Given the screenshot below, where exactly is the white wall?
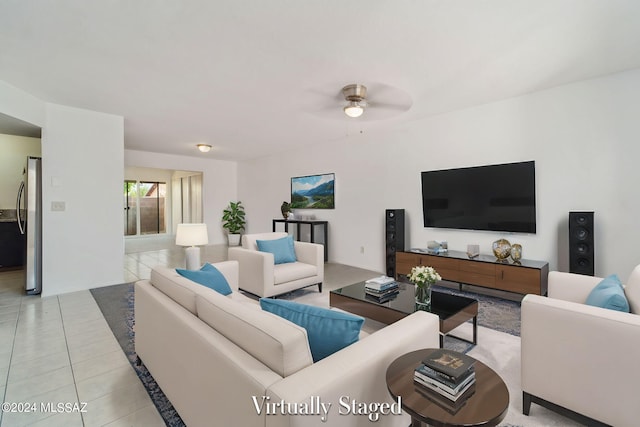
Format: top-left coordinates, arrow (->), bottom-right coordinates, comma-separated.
0,81 -> 44,128
238,68 -> 640,280
0,134 -> 41,208
0,81 -> 125,296
41,104 -> 124,296
124,150 -> 237,244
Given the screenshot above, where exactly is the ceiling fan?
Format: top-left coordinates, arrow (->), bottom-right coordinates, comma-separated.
299,82 -> 412,121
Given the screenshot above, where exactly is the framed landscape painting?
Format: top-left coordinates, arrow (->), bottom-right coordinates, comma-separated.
291,173 -> 335,209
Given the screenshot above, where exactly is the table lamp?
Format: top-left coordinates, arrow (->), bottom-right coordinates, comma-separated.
176,223 -> 209,270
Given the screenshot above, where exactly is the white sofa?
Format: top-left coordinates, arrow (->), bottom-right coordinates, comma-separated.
135,261 -> 440,427
228,232 -> 324,297
521,266 -> 640,427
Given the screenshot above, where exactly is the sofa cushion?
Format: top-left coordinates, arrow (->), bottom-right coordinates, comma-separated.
585,274 -> 630,312
274,262 -> 317,285
195,293 -> 313,377
624,265 -> 640,314
150,267 -> 202,314
257,235 -> 297,264
259,298 -> 364,362
176,263 -> 232,296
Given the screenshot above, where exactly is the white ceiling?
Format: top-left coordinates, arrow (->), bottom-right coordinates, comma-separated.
1,1 -> 640,161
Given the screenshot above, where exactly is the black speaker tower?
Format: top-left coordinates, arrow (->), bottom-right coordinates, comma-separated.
385,209 -> 405,278
569,211 -> 594,276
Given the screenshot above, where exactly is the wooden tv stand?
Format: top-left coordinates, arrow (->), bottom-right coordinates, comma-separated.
396,250 -> 548,295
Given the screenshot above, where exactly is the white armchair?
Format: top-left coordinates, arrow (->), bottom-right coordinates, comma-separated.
228,232 -> 324,298
521,266 -> 640,427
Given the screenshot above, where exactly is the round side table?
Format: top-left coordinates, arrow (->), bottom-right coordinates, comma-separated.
386,348 -> 509,427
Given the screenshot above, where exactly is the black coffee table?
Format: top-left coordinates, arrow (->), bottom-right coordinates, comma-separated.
329,281 -> 478,347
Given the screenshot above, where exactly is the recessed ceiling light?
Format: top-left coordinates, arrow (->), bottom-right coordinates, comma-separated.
197,144 -> 212,153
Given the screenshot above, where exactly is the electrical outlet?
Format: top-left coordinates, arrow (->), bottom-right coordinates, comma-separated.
51,201 -> 66,212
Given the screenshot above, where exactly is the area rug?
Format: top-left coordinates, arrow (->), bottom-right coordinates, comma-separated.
91,283 -> 185,427
432,284 -> 522,336
92,283 -> 576,427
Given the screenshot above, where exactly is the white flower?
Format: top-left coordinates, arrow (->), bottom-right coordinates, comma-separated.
408,265 -> 441,287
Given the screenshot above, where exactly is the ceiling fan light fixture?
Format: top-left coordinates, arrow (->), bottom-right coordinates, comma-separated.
197,144 -> 212,153
344,102 -> 364,118
342,84 -> 367,118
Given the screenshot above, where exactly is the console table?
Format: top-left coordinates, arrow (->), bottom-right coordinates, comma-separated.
272,219 -> 328,261
396,250 -> 548,295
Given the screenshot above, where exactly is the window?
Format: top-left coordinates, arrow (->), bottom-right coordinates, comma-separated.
124,181 -> 167,235
124,180 -> 137,236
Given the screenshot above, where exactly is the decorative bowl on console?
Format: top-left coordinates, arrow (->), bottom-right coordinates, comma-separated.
492,239 -> 512,261
280,201 -> 291,219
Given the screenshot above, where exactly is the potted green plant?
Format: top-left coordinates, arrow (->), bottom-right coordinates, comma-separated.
222,201 -> 246,246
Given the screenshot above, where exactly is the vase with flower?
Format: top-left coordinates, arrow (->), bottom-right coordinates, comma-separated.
408,265 -> 441,311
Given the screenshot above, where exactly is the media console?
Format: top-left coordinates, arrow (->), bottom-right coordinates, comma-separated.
396,250 -> 548,296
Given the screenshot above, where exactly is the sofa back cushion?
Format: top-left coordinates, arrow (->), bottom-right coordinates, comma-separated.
195,292 -> 313,377
242,232 -> 289,251
625,265 -> 640,314
150,266 -> 203,314
150,264 -> 239,314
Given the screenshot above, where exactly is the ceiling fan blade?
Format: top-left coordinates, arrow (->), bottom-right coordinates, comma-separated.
367,100 -> 411,112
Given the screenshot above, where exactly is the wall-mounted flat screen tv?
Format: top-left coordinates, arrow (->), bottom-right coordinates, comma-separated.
421,161 -> 536,233
291,173 -> 335,209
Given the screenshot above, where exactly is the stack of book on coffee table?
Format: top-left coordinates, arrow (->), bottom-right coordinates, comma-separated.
414,349 -> 476,410
364,276 -> 399,303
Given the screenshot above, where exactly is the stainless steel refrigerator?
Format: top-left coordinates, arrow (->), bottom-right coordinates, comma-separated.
16,156 -> 42,295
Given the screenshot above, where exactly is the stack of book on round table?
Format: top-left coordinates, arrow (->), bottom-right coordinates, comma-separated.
364,276 -> 399,303
413,349 -> 476,412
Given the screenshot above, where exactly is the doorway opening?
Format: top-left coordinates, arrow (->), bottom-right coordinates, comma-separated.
124,167 -> 203,238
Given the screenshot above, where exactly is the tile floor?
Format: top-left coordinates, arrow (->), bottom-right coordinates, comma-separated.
0,270 -> 164,426
0,236 -> 212,427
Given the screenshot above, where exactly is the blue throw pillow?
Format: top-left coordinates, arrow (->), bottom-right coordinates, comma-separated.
585,274 -> 630,312
259,298 -> 364,362
176,263 -> 232,296
256,235 -> 297,264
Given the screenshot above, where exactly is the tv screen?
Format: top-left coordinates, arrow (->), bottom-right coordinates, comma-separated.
421,161 -> 536,233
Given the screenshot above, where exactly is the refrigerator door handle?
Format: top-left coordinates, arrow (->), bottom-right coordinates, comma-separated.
16,180 -> 25,235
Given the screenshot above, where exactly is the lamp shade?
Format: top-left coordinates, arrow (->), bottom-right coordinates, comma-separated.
176,223 -> 209,246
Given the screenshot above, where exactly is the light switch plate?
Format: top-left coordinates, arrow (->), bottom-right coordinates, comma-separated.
51,201 -> 65,211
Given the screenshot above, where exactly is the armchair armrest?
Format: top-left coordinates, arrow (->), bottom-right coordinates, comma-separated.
548,271 -> 603,303
266,311 -> 440,427
228,247 -> 274,297
294,241 -> 323,267
521,294 -> 640,426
